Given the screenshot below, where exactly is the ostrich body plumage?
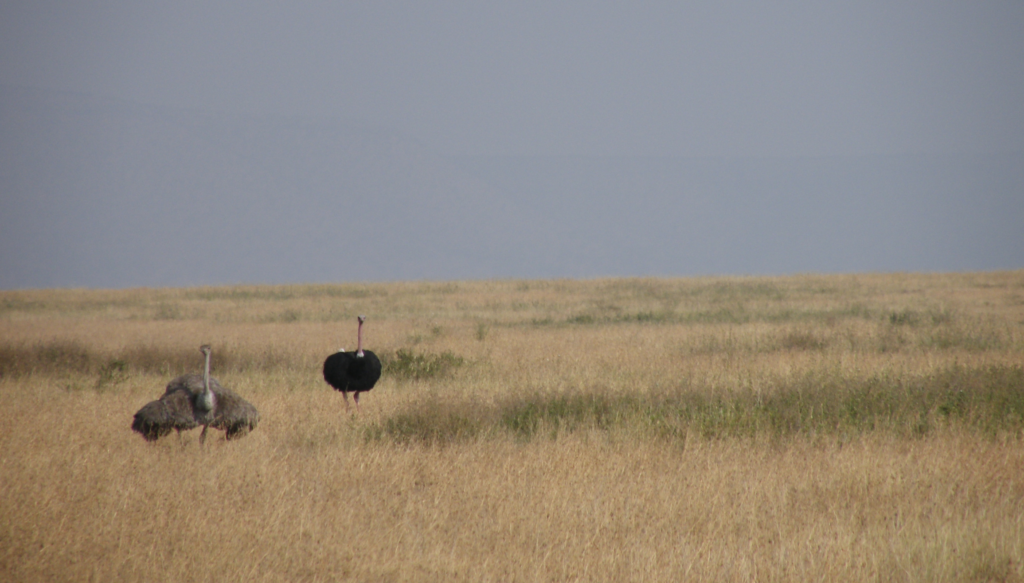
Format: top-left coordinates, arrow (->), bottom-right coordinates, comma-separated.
323,316 -> 382,411
131,346 -> 259,443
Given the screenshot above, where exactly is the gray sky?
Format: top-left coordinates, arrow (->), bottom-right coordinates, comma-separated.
1,2 -> 1022,288
3,1 -> 1022,157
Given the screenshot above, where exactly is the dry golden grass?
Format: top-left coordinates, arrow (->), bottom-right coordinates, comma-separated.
2,272 -> 1024,581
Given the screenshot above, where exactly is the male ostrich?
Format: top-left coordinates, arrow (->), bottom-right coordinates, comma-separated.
323,315 -> 382,411
132,344 -> 259,444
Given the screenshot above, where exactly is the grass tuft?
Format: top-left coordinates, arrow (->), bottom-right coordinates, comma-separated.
381,349 -> 465,381
95,359 -> 130,391
363,404 -> 480,445
501,392 -> 623,438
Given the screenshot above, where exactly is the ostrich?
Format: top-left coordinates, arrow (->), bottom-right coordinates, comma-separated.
132,344 -> 259,444
323,315 -> 382,411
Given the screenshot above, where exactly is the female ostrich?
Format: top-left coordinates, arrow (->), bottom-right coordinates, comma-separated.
132,344 -> 259,444
323,315 -> 382,411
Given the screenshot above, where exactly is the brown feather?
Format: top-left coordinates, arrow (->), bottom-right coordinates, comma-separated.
132,373 -> 259,442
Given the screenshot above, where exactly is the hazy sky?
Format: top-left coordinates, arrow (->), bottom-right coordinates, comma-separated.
3,1 -> 1022,158
2,2 -> 1022,288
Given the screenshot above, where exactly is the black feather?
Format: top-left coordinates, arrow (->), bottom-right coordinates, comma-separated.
323,349 -> 382,394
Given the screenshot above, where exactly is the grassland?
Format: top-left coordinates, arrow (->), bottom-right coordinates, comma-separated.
1,272 -> 1023,581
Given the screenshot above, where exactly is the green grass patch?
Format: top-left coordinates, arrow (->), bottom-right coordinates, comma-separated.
365,365 -> 1024,445
95,359 -> 130,390
0,340 -> 93,377
363,404 -> 480,446
381,349 -> 465,381
260,309 -> 302,323
0,340 -> 301,378
154,303 -> 185,320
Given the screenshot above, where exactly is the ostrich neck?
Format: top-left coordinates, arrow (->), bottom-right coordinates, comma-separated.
203,350 -> 211,391
357,321 -> 364,357
199,350 -> 216,412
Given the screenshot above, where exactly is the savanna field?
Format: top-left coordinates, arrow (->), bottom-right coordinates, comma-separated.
2,272 -> 1024,582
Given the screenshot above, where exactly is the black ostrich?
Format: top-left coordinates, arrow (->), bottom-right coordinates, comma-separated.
132,344 -> 259,444
323,315 -> 382,411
